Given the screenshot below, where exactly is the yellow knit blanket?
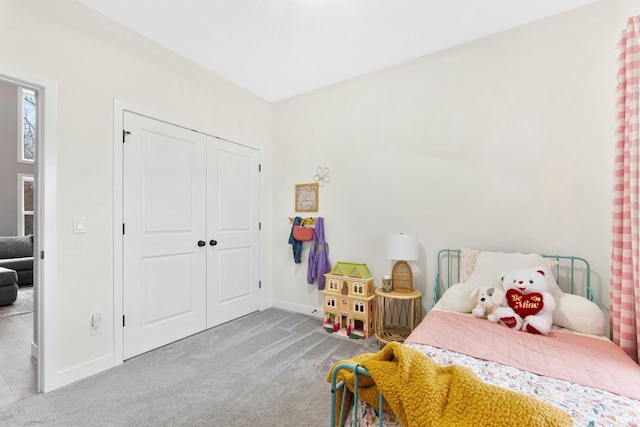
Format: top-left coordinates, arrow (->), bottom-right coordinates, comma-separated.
327,342 -> 572,427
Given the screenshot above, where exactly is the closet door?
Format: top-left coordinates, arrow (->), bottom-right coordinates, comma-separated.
123,112 -> 207,359
206,138 -> 260,328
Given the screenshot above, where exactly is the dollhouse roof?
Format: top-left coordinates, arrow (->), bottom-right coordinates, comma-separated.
329,262 -> 372,279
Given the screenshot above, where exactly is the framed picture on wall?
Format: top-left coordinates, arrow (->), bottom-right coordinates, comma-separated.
295,183 -> 319,212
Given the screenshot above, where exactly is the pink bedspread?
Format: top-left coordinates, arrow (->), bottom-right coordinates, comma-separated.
405,310 -> 640,400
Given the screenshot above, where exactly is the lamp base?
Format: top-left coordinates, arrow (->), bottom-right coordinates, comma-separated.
391,260 -> 413,292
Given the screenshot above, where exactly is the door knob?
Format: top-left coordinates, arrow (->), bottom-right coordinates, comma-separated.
197,240 -> 206,247
209,240 -> 218,246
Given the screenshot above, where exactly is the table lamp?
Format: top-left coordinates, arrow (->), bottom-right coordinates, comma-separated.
385,233 -> 419,292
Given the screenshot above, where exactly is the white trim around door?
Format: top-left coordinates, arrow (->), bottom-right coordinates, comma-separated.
0,68 -> 58,393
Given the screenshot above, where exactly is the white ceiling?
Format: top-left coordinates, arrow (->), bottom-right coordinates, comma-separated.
79,0 -> 597,102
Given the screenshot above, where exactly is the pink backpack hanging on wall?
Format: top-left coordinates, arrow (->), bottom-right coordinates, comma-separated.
293,218 -> 315,241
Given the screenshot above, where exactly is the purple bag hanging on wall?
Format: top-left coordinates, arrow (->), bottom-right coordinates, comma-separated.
307,217 -> 331,290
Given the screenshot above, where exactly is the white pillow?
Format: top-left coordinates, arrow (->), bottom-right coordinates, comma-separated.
459,248 -> 559,283
465,251 -> 562,294
438,251 -> 562,313
437,283 -> 481,313
553,293 -> 605,335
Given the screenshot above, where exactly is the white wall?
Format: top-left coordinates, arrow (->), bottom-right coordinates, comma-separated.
0,0 -> 272,390
272,0 -> 637,318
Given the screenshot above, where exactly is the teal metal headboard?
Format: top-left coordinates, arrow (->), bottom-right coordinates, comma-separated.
431,249 -> 595,310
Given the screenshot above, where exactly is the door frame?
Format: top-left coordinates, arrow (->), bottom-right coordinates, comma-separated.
0,68 -> 58,393
113,101 -> 262,365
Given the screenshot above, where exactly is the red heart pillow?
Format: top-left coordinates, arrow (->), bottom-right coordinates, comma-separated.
506,289 -> 544,317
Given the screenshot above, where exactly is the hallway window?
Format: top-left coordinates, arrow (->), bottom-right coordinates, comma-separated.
19,88 -> 36,163
18,174 -> 34,235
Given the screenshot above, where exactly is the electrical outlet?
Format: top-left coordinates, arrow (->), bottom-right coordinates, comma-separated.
90,312 -> 102,335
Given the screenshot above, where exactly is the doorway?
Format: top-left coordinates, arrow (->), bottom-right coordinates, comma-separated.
0,70 -> 55,398
0,79 -> 37,406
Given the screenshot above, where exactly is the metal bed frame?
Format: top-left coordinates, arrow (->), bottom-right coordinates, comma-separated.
431,249 -> 596,308
330,249 -> 594,427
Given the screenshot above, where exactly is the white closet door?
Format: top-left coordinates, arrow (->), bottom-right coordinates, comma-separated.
206,138 -> 260,328
123,112 -> 207,359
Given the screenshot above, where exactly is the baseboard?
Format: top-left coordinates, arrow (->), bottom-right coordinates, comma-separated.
44,353 -> 114,393
272,299 -> 323,318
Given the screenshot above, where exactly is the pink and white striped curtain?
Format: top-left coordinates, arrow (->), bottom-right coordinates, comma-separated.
611,16 -> 640,363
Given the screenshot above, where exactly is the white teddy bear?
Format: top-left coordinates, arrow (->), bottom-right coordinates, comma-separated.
489,268 -> 556,335
470,286 -> 504,319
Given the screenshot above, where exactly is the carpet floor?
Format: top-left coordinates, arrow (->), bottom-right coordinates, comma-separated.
0,308 -> 379,426
0,286 -> 33,320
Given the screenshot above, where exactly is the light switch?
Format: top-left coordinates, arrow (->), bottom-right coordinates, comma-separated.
73,216 -> 87,234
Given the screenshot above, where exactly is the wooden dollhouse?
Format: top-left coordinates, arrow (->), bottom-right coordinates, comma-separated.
323,262 -> 375,339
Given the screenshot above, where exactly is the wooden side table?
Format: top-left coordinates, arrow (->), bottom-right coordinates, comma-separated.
375,288 -> 421,348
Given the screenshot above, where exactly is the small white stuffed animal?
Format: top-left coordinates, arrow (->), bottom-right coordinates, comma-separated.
491,268 -> 556,335
470,286 -> 504,319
